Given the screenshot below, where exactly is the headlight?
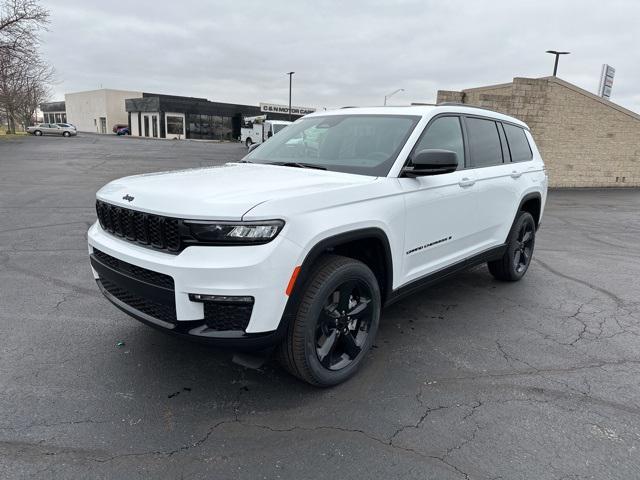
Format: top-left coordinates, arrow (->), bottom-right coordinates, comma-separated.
185,220 -> 284,245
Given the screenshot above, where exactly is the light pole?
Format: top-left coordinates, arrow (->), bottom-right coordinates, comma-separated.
545,50 -> 570,76
286,72 -> 295,121
384,88 -> 405,106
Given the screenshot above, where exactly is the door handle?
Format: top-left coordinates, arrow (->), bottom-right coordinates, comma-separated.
510,170 -> 522,179
458,177 -> 475,188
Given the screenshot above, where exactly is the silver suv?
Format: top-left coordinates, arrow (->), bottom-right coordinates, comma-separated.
27,123 -> 77,137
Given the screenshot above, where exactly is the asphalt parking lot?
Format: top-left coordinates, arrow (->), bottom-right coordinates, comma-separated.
1,133 -> 639,479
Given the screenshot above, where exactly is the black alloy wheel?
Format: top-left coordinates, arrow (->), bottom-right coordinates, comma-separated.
277,254 -> 381,386
316,279 -> 373,371
514,220 -> 534,274
488,211 -> 536,281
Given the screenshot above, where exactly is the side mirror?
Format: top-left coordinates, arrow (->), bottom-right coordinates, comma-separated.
403,149 -> 458,177
247,143 -> 260,153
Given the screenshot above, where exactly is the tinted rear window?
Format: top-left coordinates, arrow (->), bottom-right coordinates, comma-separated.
503,124 -> 533,162
465,117 -> 503,167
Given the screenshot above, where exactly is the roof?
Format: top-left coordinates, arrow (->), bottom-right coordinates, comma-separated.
305,105 -> 529,128
454,76 -> 640,123
40,101 -> 66,112
542,76 -> 640,122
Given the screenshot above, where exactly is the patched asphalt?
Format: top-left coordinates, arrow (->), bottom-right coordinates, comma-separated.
1,133 -> 639,479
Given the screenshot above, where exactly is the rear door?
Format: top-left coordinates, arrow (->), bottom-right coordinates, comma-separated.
464,116 -> 521,249
399,115 -> 480,284
43,123 -> 57,135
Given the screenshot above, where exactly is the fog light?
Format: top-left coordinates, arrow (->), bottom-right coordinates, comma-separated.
189,294 -> 254,303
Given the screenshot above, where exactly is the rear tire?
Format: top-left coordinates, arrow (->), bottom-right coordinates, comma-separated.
245,137 -> 252,148
277,255 -> 381,387
488,211 -> 536,281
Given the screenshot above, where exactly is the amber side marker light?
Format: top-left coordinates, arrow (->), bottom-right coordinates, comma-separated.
286,266 -> 301,296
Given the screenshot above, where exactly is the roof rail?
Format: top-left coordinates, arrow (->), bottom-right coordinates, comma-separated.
436,102 -> 497,112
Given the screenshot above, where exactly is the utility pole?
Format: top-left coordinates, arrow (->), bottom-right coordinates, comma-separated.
287,72 -> 295,121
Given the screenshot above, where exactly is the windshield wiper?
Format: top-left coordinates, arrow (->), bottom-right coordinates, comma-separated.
269,161 -> 327,170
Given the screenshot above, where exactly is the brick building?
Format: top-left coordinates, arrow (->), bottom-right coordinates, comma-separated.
437,77 -> 640,187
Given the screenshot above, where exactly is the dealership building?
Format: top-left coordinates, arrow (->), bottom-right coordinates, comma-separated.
125,96 -> 313,140
40,101 -> 67,124
437,76 -> 640,188
41,89 -> 314,140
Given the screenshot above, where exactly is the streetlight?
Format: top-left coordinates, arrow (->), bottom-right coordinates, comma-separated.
384,88 -> 405,106
286,72 -> 295,121
545,50 -> 570,76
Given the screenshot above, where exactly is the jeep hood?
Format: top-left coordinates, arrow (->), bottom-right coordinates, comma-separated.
96,162 -> 376,220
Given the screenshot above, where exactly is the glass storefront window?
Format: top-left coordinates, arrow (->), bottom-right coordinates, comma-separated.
167,116 -> 184,135
185,113 -> 235,140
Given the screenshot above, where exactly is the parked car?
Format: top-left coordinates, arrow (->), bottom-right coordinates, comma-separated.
116,126 -> 130,136
112,124 -> 128,134
27,123 -> 77,137
88,105 -> 548,386
56,123 -> 76,131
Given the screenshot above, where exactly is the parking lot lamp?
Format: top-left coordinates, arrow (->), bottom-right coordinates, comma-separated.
545,50 -> 570,76
287,72 -> 295,121
384,88 -> 405,106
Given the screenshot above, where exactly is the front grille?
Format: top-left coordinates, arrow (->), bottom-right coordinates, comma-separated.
101,278 -> 177,323
96,200 -> 182,253
203,301 -> 253,331
93,248 -> 174,289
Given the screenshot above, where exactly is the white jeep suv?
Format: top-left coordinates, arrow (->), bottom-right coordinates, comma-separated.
88,105 -> 547,386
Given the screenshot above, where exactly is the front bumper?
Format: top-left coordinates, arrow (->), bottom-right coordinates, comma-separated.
87,221 -> 303,347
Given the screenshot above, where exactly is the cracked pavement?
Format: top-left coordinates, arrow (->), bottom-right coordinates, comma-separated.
1,134 -> 640,479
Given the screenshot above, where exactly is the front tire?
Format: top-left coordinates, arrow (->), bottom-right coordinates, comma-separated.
34,130 -> 42,136
277,255 -> 381,387
488,211 -> 536,281
63,131 -> 70,137
245,137 -> 252,148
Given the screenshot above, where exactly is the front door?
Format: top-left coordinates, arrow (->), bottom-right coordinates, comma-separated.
143,116 -> 149,137
399,115 -> 481,285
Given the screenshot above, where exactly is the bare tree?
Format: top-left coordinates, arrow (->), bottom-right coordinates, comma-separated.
0,0 -> 51,133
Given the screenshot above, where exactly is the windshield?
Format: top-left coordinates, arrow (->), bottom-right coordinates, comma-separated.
245,114 -> 420,176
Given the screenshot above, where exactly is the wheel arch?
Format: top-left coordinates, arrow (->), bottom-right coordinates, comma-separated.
518,192 -> 542,229
277,228 -> 393,336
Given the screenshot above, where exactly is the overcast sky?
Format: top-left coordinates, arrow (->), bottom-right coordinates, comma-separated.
42,0 -> 639,112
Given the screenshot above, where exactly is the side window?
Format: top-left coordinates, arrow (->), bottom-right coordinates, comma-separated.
412,116 -> 464,168
503,123 -> 533,162
465,117 -> 503,167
